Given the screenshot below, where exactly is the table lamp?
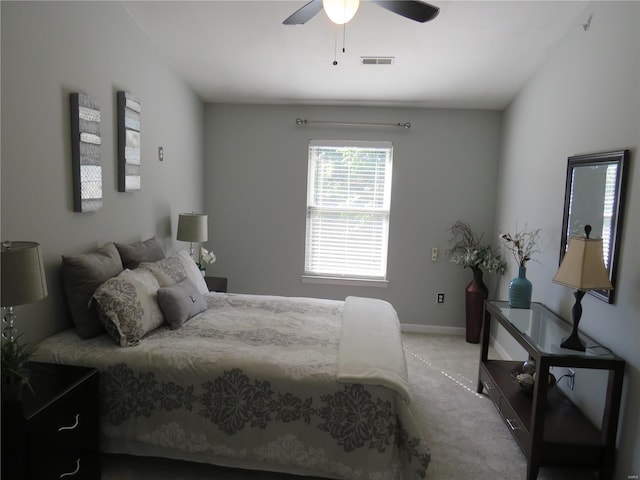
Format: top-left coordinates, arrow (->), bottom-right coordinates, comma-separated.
177,213 -> 208,261
1,241 -> 48,343
552,225 -> 612,351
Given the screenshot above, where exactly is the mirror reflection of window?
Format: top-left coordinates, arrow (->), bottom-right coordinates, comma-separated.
566,164 -> 617,268
601,165 -> 618,268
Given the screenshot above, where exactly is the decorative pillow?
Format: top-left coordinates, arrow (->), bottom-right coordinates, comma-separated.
140,250 -> 208,295
157,277 -> 207,330
93,268 -> 165,347
61,242 -> 123,339
115,236 -> 165,269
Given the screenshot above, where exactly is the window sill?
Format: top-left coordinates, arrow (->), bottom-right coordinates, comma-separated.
301,275 -> 389,288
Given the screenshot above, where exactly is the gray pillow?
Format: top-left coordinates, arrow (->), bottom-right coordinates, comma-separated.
157,277 -> 207,330
115,236 -> 164,269
61,242 -> 123,339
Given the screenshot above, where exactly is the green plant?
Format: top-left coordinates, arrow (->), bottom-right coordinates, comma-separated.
1,336 -> 36,390
447,221 -> 506,274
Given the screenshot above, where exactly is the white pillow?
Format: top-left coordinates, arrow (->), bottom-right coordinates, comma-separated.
93,268 -> 164,347
140,250 -> 209,295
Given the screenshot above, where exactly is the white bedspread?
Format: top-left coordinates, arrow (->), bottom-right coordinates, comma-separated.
337,296 -> 411,403
34,293 -> 430,479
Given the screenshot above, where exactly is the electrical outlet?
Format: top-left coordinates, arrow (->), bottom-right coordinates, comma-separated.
567,369 -> 575,390
431,247 -> 438,262
158,146 -> 164,161
437,293 -> 445,304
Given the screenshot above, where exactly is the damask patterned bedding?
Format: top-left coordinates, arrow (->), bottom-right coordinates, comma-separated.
34,293 -> 430,479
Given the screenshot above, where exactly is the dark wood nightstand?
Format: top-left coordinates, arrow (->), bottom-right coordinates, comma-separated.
205,276 -> 228,292
2,362 -> 101,480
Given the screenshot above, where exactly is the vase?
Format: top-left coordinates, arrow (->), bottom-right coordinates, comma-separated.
509,266 -> 532,309
465,266 -> 488,344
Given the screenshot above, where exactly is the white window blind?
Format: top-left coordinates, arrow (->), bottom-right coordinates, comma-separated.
601,164 -> 618,268
305,140 -> 393,280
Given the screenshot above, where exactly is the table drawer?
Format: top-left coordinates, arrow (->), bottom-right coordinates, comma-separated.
29,378 -> 98,452
480,367 -> 502,406
499,397 -> 530,455
29,452 -> 100,480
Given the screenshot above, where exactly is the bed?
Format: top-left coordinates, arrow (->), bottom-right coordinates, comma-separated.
33,240 -> 430,479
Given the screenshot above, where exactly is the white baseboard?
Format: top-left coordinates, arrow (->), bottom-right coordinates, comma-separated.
401,324 -> 465,336
490,336 -> 512,360
400,325 -> 514,360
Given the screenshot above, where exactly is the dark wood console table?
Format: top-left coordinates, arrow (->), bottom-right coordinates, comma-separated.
478,301 -> 625,480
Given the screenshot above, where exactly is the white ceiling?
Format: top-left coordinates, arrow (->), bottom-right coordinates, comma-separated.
122,0 -> 590,109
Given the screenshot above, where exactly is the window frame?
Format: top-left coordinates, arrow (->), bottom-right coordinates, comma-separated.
302,139 -> 393,287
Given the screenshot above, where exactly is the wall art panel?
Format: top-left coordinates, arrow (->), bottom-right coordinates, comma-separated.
117,91 -> 141,192
70,93 -> 102,212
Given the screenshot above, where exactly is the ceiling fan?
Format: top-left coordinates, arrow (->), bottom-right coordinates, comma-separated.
283,0 -> 440,26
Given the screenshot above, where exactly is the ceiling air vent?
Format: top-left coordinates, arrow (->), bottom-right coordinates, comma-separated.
361,57 -> 395,65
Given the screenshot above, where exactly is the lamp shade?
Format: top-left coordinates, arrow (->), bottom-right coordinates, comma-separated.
1,241 -> 48,307
323,0 -> 360,24
553,236 -> 613,290
177,213 -> 208,243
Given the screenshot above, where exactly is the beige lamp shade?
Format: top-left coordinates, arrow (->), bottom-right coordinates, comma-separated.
177,213 -> 208,243
1,241 -> 48,306
553,237 -> 613,290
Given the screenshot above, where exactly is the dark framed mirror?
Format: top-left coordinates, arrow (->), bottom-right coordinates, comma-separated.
560,150 -> 629,303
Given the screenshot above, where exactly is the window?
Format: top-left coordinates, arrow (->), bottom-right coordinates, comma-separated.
304,140 -> 393,283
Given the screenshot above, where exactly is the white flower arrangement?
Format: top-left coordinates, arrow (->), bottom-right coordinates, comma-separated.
198,247 -> 216,270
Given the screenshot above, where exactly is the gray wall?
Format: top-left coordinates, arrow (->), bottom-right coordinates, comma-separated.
494,2 -> 639,477
1,2 -> 205,343
204,104 -> 503,330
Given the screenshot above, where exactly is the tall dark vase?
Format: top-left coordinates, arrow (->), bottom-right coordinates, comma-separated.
465,266 -> 488,344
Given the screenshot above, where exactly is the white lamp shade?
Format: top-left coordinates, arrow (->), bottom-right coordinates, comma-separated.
177,213 -> 208,243
553,237 -> 613,290
1,241 -> 48,306
323,0 -> 360,24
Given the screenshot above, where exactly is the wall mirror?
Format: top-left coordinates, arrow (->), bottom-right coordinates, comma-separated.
560,150 -> 629,303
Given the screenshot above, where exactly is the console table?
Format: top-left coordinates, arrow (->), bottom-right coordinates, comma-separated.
478,301 -> 625,480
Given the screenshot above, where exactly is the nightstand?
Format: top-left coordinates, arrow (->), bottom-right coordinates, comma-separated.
2,362 -> 101,480
205,276 -> 228,293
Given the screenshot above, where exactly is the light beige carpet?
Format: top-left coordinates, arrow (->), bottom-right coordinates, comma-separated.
102,333 -> 599,480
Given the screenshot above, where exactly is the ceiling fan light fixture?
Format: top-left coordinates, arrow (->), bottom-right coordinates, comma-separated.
323,0 -> 360,24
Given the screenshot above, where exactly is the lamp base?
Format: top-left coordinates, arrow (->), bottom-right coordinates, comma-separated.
560,289 -> 586,352
2,306 -> 17,343
560,332 -> 586,352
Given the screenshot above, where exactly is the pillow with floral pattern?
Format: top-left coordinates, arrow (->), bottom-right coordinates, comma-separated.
93,268 -> 164,347
140,250 -> 208,295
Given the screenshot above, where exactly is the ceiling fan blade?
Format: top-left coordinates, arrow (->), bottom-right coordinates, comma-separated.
283,0 -> 324,25
372,0 -> 440,23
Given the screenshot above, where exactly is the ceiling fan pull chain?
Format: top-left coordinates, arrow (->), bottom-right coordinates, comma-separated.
342,22 -> 347,53
333,27 -> 338,65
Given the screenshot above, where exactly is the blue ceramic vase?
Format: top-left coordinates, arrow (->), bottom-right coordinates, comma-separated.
509,266 -> 532,309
